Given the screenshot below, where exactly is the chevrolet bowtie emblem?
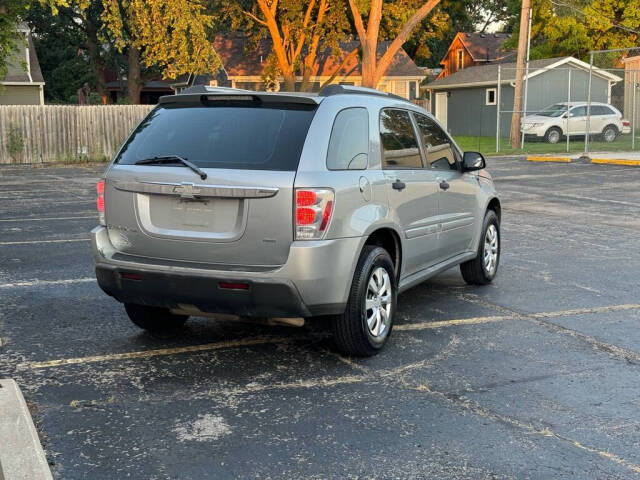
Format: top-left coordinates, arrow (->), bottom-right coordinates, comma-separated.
173,182 -> 201,199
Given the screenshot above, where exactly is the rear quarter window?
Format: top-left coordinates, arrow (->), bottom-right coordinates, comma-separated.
115,101 -> 317,171
326,107 -> 369,170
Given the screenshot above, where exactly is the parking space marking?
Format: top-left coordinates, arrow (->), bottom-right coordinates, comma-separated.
0,238 -> 91,246
19,336 -> 289,370
395,315 -> 511,331
0,278 -> 95,289
408,382 -> 640,475
14,303 -> 640,371
457,294 -> 640,364
0,215 -> 96,223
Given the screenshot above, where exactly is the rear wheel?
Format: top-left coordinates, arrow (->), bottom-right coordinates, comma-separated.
460,210 -> 500,285
544,127 -> 562,144
601,124 -> 618,143
124,304 -> 188,333
332,246 -> 396,357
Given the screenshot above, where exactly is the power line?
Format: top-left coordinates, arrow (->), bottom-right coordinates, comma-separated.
550,0 -> 640,36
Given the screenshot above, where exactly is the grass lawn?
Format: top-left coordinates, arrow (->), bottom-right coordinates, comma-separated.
454,134 -> 640,157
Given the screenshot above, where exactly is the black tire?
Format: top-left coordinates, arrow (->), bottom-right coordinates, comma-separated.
332,246 -> 397,357
460,210 -> 500,285
601,124 -> 618,143
544,127 -> 562,144
124,303 -> 188,333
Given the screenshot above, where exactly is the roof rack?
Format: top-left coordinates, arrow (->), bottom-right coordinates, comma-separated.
318,84 -> 408,102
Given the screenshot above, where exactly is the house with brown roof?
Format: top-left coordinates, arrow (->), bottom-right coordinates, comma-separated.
172,34 -> 424,100
0,23 -> 45,105
437,32 -> 515,79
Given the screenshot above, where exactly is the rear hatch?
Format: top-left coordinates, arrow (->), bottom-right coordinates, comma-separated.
104,92 -> 318,267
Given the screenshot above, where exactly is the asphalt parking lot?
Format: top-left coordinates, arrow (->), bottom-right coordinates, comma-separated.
1,157 -> 640,479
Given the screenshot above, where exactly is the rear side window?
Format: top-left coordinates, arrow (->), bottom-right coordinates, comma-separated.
379,109 -> 422,168
592,105 -> 615,116
327,108 -> 369,170
115,101 -> 317,171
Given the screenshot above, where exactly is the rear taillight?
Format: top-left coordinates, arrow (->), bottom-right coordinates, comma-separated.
295,188 -> 334,240
623,120 -> 630,127
97,179 -> 105,226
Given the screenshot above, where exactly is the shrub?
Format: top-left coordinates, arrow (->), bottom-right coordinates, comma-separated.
7,124 -> 24,164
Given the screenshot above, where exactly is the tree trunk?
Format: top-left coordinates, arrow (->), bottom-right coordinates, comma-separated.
360,39 -> 377,88
127,47 -> 143,104
282,72 -> 296,92
85,18 -> 108,104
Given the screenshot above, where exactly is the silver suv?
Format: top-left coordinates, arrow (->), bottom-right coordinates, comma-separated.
92,85 -> 501,356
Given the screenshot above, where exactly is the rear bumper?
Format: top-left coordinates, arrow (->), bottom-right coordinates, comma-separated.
92,226 -> 362,317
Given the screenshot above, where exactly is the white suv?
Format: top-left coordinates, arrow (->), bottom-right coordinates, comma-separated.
521,102 -> 624,144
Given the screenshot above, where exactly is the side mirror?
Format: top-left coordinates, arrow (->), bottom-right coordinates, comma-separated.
462,151 -> 486,172
562,113 -> 569,119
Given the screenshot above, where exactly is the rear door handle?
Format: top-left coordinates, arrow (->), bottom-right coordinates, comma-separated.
439,180 -> 450,191
392,179 -> 406,191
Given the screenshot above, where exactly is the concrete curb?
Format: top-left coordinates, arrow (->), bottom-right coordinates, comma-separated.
527,156 -> 572,163
0,379 -> 52,480
591,158 -> 640,166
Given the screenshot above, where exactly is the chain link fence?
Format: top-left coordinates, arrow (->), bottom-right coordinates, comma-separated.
430,51 -> 640,159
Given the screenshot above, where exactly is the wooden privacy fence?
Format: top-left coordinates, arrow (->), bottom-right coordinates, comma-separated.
0,105 -> 154,164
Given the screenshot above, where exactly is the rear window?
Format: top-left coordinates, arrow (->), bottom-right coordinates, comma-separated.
115,101 -> 317,171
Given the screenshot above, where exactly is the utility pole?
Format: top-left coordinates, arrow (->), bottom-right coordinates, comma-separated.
510,0 -> 531,149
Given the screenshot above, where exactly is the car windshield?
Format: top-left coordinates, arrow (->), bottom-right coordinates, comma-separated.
537,104 -> 568,117
115,100 -> 317,171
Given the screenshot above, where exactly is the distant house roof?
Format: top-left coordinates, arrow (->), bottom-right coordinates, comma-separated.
446,32 -> 516,64
2,23 -> 44,84
427,56 -> 622,90
210,34 -> 423,79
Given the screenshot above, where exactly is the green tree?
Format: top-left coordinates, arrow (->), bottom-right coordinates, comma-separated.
101,0 -> 221,103
508,0 -> 640,64
0,1 -> 70,90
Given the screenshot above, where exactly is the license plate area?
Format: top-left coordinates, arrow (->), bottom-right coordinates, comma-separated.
135,193 -> 247,241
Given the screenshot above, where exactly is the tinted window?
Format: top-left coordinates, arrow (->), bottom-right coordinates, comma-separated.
570,106 -> 587,117
115,101 -> 317,171
414,114 -> 457,171
379,109 -> 422,168
592,105 -> 614,115
327,108 -> 369,170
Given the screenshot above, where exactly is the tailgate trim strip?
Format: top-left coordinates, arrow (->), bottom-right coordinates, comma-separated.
113,181 -> 279,199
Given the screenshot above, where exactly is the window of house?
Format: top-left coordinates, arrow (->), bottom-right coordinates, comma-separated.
379,109 -> 422,169
409,81 -> 417,100
327,108 -> 369,170
486,88 -> 497,106
456,50 -> 464,70
413,113 -> 458,171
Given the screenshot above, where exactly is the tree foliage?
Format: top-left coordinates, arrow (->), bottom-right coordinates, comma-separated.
221,0 -> 352,91
508,0 -> 640,64
101,0 -> 220,79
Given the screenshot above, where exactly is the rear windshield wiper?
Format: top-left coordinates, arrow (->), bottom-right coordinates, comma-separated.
135,155 -> 207,180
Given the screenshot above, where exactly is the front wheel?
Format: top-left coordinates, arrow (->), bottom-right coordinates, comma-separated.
544,127 -> 562,144
124,304 -> 188,333
460,210 -> 500,285
332,246 -> 397,357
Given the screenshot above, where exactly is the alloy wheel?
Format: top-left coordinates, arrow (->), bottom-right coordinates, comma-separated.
483,224 -> 499,276
364,267 -> 392,338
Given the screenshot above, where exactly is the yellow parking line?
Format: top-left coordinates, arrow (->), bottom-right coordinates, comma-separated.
19,336 -> 288,370
18,304 -> 640,370
395,315 -> 512,331
527,156 -> 572,163
591,158 -> 640,166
